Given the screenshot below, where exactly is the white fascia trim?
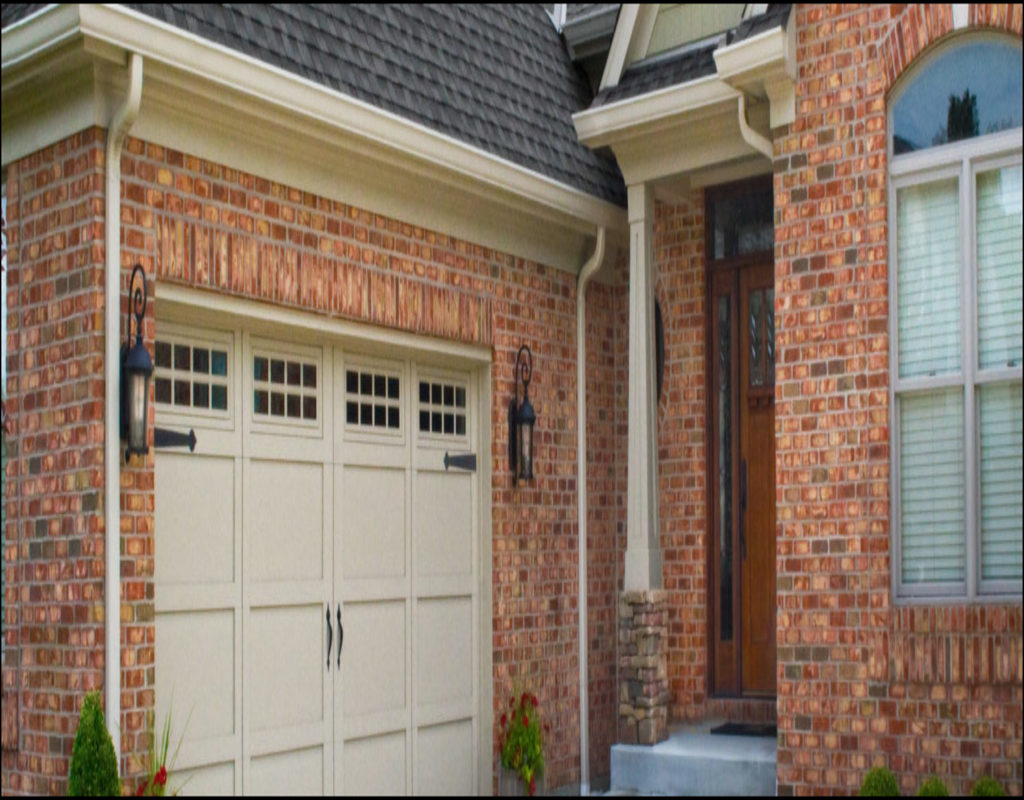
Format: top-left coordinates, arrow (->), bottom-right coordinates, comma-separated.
0,4 -> 78,72
713,23 -> 794,85
624,4 -> 659,68
574,74 -> 738,147
5,3 -> 624,232
599,3 -> 640,91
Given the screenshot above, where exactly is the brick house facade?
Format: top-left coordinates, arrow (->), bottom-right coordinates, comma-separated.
2,4 -> 1022,797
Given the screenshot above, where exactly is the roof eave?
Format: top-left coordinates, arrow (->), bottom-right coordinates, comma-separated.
3,3 -> 627,240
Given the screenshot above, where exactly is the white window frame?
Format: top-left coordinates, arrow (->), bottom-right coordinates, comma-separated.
889,120 -> 1023,602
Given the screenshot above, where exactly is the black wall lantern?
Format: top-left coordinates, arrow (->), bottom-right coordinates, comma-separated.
508,344 -> 536,485
121,264 -> 153,462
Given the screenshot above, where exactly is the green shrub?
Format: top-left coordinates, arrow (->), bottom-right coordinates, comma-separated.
969,777 -> 1005,796
859,766 -> 900,796
917,776 -> 949,796
68,691 -> 121,797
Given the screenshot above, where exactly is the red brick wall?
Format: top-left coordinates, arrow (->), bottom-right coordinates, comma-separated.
2,127 -> 110,795
653,196 -> 710,721
584,275 -> 628,779
1,129 -> 629,793
774,4 -> 1023,795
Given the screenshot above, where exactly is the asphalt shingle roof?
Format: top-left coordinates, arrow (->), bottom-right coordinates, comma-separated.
2,3 -> 626,206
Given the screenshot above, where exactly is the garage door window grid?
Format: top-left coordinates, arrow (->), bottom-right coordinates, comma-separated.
154,336 -> 230,417
253,352 -> 318,423
418,378 -> 468,440
344,367 -> 401,432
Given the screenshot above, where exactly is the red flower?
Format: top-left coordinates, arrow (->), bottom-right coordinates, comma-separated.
532,695 -> 538,708
522,714 -> 528,727
521,692 -> 528,708
136,783 -> 146,796
530,776 -> 537,796
501,713 -> 507,727
155,766 -> 167,787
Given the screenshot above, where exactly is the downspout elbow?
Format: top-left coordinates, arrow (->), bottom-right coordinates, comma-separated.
576,226 -> 606,796
737,93 -> 773,160
105,51 -> 143,768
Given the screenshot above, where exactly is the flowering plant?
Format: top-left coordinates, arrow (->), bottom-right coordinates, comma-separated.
136,706 -> 189,797
498,690 -> 546,796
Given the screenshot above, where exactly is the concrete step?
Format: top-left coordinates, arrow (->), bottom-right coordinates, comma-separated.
609,722 -> 777,796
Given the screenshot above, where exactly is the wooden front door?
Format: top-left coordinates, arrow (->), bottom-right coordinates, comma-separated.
709,261 -> 776,696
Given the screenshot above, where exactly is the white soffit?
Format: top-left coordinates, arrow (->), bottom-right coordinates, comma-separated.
2,4 -> 628,272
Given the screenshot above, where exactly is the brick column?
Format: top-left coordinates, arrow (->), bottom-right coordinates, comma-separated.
618,590 -> 669,745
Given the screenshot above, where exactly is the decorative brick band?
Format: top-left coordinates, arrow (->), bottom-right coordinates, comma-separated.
618,589 -> 670,745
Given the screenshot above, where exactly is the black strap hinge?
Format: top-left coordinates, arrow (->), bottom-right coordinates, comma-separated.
443,451 -> 476,472
154,427 -> 197,452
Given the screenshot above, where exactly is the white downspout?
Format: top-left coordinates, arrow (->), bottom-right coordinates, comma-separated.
105,51 -> 143,766
736,93 -> 774,160
576,226 -> 606,796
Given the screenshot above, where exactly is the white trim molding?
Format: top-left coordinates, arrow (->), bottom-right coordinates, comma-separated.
575,15 -> 793,192
713,22 -> 796,128
2,4 -> 627,273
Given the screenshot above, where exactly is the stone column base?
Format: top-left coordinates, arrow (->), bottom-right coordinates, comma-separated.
618,589 -> 670,745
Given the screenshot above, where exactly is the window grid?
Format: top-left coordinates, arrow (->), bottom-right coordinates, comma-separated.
253,352 -> 319,424
418,379 -> 468,439
344,368 -> 401,432
154,338 -> 230,416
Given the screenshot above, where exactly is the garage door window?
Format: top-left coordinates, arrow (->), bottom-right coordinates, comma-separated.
254,353 -> 318,422
154,335 -> 230,416
345,368 -> 401,431
418,378 -> 467,438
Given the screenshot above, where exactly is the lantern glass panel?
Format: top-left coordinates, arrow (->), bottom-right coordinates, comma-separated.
128,369 -> 148,452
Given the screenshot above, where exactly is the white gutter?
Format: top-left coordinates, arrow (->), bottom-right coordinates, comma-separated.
104,51 -> 142,765
575,226 -> 606,796
736,93 -> 773,160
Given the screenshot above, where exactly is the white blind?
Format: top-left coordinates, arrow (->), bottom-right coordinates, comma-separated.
977,165 -> 1023,371
900,390 -> 965,584
897,178 -> 961,379
980,382 -> 1023,581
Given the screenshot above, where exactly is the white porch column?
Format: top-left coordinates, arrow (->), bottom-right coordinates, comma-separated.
624,182 -> 661,591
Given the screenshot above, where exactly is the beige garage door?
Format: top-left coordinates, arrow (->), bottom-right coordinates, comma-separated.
154,322 -> 481,795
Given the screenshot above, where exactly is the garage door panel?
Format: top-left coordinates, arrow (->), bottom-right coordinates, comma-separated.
342,733 -> 406,796
250,746 -> 324,796
341,600 -> 406,717
415,720 -> 474,795
416,597 -> 472,707
249,605 -> 326,731
415,575 -> 474,599
415,472 -> 473,577
340,441 -> 407,469
339,467 -> 406,580
172,761 -> 235,797
156,610 -> 235,741
156,453 -> 235,586
248,461 -> 324,582
157,583 -> 237,614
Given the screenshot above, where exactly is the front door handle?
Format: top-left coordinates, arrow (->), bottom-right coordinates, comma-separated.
336,604 -> 343,669
325,606 -> 333,671
740,459 -> 748,560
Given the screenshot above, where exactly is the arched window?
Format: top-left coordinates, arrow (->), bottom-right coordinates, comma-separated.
889,34 -> 1023,599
